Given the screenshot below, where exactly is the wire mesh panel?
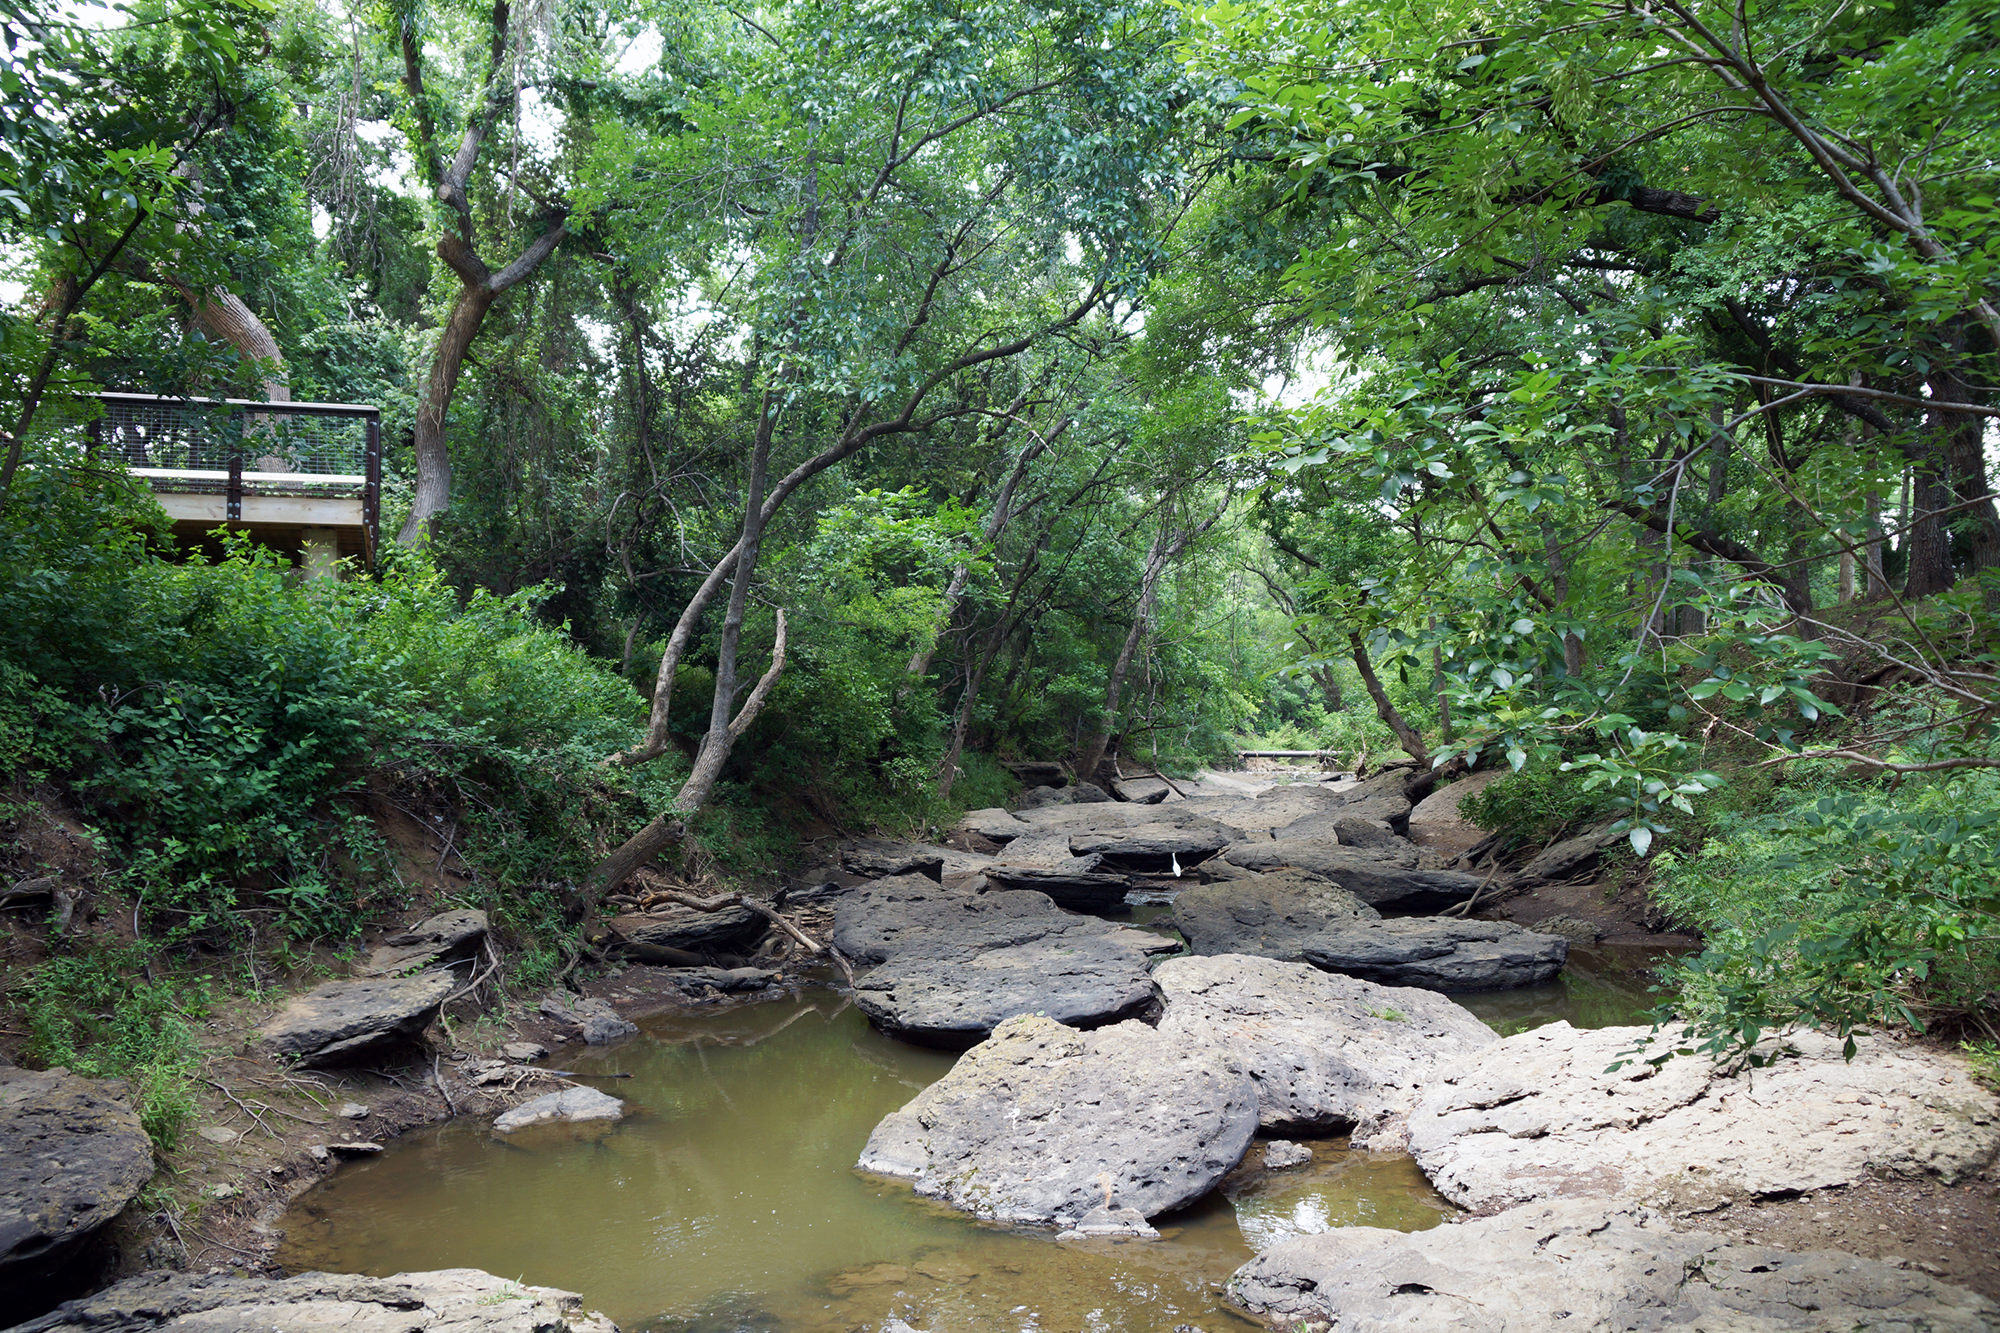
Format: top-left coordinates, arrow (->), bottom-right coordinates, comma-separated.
96,394 -> 369,478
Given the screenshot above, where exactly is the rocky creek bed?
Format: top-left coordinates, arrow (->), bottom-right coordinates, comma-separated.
6,764 -> 1999,1332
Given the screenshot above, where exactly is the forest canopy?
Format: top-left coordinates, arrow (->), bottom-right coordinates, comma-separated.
1,0 -> 1996,1058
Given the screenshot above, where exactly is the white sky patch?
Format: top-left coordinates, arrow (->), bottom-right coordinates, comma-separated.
614,27 -> 663,75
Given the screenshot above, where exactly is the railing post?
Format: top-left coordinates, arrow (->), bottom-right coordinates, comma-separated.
363,412 -> 381,568
227,445 -> 243,523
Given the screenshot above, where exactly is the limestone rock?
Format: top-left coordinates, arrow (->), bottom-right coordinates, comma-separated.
358,909 -> 489,978
1068,824 -> 1229,873
1110,776 -> 1174,804
1407,1023 -> 2000,1214
1406,768 -> 1505,856
0,1069 -> 152,1295
1261,1140 -> 1312,1170
833,877 -> 1160,1046
839,839 -> 947,880
1057,1205 -> 1160,1239
607,902 -> 765,954
1301,917 -> 1568,991
493,1086 -> 625,1133
979,861 -> 1133,913
501,1042 -> 547,1063
8,1267 -> 620,1333
537,995 -> 638,1046
1527,912 -> 1602,946
1154,955 -> 1496,1148
955,807 -> 1030,843
857,1014 -> 1258,1226
1516,819 -> 1625,883
1173,870 -> 1379,960
260,973 -> 455,1065
1227,1198 -> 1998,1333
1220,838 -> 1485,911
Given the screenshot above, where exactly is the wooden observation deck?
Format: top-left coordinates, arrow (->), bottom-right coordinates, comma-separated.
83,392 -> 381,573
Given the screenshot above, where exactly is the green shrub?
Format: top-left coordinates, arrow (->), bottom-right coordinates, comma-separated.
1651,770 -> 2000,1058
18,943 -> 205,1151
1461,763 -> 1623,850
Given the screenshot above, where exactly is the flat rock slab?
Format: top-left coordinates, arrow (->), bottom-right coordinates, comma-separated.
1174,869 -> 1380,960
8,1267 -> 620,1333
358,908 -> 488,977
979,862 -> 1132,913
0,1069 -> 152,1289
1154,955 -> 1496,1148
1227,1198 -> 1998,1333
608,902 -> 765,954
1301,918 -> 1567,992
1516,819 -> 1624,882
1408,1023 -> 2000,1214
833,876 -> 1160,1045
260,973 -> 455,1065
857,1014 -> 1258,1227
1221,838 -> 1484,912
1068,824 -> 1229,872
493,1086 -> 625,1133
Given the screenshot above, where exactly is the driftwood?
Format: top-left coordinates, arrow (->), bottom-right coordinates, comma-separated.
625,889 -> 857,988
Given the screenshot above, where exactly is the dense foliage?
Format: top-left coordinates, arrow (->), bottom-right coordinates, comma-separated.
0,0 -> 1995,1080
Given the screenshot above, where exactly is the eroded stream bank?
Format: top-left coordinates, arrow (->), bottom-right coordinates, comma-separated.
277,989 -> 1470,1333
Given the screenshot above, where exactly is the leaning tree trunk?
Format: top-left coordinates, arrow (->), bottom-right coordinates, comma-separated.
1349,630 -> 1428,761
400,281 -> 496,544
1075,533 -> 1169,784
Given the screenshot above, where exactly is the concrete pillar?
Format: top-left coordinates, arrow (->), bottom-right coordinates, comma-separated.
301,527 -> 341,581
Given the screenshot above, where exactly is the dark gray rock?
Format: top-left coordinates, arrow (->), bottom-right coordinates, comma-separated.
1069,781 -> 1113,803
956,807 -> 1030,843
1272,769 -> 1420,838
1015,784 -> 1072,810
980,861 -> 1133,913
1173,870 -> 1380,960
1301,917 -> 1568,991
260,973 -> 455,1065
665,966 -> 778,993
839,839 -> 947,880
493,1086 -> 625,1133
1328,813 -> 1405,849
857,1014 -> 1258,1226
1068,824 -> 1228,873
1517,819 -> 1625,882
1154,954 -> 1496,1148
1110,776 -> 1172,804
1220,838 -> 1485,911
0,1069 -> 152,1296
8,1267 -> 621,1333
537,995 -> 638,1046
833,877 -> 1161,1046
357,908 -> 488,977
607,902 -> 765,954
1002,761 -> 1069,788
1227,1199 -> 1999,1333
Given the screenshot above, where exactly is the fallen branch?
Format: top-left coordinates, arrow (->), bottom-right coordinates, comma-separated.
1756,749 -> 2000,773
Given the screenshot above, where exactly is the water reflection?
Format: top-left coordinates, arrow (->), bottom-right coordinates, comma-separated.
1456,944 -> 1678,1034
279,992 -> 1448,1333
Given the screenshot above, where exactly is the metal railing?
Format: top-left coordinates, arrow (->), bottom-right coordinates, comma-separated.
77,392 -> 381,562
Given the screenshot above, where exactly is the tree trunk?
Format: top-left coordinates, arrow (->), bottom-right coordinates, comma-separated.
177,285 -> 290,402
1349,630 -> 1427,761
399,282 -> 494,543
1075,533 -> 1169,783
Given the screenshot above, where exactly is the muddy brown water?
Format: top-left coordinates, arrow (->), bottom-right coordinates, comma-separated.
279,956 -> 1667,1333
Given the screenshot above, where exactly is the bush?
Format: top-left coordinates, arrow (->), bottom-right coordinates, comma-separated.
1652,769 -> 2000,1058
1461,763 -> 1623,850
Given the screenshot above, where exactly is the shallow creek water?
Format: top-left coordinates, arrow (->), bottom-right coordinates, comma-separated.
279,954 -> 1668,1333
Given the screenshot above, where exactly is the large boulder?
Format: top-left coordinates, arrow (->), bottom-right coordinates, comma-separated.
1407,768 -> 1506,855
1012,802 -> 1239,843
832,876 -> 1162,1046
1068,823 -> 1229,873
0,1070 -> 152,1298
955,807 -> 1030,843
1220,838 -> 1485,911
1408,1023 -> 2000,1214
1227,1198 -> 1998,1333
1173,870 -> 1379,960
856,1014 -> 1258,1227
1515,819 -> 1625,883
979,861 -> 1132,913
1273,769 -> 1417,838
357,908 -> 488,977
259,973 -> 455,1065
1154,955 -> 1497,1148
7,1268 -> 620,1333
1301,917 -> 1567,991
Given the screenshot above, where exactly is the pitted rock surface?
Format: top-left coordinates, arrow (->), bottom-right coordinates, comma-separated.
1407,1023 -> 2000,1213
259,973 -> 455,1065
1301,917 -> 1567,991
538,995 -> 638,1046
857,1014 -> 1258,1226
1227,1198 -> 1998,1333
608,901 -> 766,954
1220,838 -> 1484,911
1067,823 -> 1229,872
1154,955 -> 1496,1148
493,1086 -> 625,1133
833,876 -> 1160,1045
0,1069 -> 152,1288
1173,870 -> 1380,960
8,1267 -> 620,1333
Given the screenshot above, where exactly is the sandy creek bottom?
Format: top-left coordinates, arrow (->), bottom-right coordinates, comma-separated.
278,953 -> 1664,1333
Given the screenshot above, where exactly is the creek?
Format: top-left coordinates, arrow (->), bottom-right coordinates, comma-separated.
277,948 -> 1667,1333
